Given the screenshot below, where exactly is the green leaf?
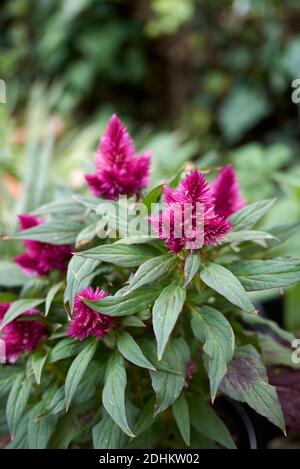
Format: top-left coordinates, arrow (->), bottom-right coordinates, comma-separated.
229,199 -> 275,231
83,285 -> 161,317
64,255 -> 101,310
65,338 -> 97,410
78,243 -> 159,267
45,282 -> 63,316
0,298 -> 44,329
102,352 -> 134,437
284,284 -> 300,331
189,399 -> 236,449
240,310 -> 294,342
229,258 -> 300,291
28,404 -> 57,449
92,412 -> 127,449
48,337 -> 85,363
220,345 -> 285,431
30,349 -> 48,384
6,374 -> 32,437
126,254 -> 176,293
200,262 -> 254,313
0,261 -> 28,287
143,185 -> 163,210
226,230 -> 275,243
184,251 -> 201,287
13,220 -> 82,245
150,338 -> 189,415
259,334 -> 300,369
117,332 -> 156,370
191,306 -> 235,401
172,393 -> 190,446
153,283 -> 186,360
34,198 -> 85,217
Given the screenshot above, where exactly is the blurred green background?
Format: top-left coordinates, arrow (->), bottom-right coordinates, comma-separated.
1,0 -> 300,329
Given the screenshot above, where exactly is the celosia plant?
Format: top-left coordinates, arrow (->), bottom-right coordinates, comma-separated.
1,115 -> 300,449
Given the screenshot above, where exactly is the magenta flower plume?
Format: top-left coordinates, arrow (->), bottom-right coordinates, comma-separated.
211,165 -> 246,219
0,303 -> 48,363
150,170 -> 232,254
85,114 -> 151,200
14,214 -> 72,276
67,287 -> 114,341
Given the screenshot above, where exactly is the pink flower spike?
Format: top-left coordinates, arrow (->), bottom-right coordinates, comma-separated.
96,114 -> 136,169
14,213 -> 72,276
0,303 -> 48,363
211,165 -> 246,219
85,114 -> 151,200
67,287 -> 114,340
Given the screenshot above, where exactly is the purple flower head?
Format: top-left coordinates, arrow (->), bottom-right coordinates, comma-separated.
85,114 -> 151,200
0,303 -> 48,363
211,165 -> 246,219
14,214 -> 72,276
67,287 -> 114,341
150,170 -> 232,254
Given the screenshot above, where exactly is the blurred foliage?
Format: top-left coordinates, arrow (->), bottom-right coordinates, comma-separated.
1,0 -> 300,332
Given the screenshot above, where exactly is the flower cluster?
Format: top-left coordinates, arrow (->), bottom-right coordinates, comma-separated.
0,303 -> 48,363
150,165 -> 245,253
85,115 -> 151,200
67,287 -> 114,340
14,214 -> 72,276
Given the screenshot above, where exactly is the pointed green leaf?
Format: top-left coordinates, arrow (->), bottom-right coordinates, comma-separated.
83,285 -> 161,317
229,258 -> 300,291
6,374 -> 32,437
92,412 -> 127,449
191,306 -> 235,401
117,332 -> 156,370
78,243 -> 159,267
189,399 -> 236,449
172,393 -> 190,446
45,282 -> 63,316
229,199 -> 275,231
65,339 -> 97,410
30,349 -> 48,384
220,345 -> 285,431
102,352 -> 134,437
153,283 -> 186,360
184,251 -> 201,287
126,254 -> 176,293
0,298 -> 44,329
200,262 -> 254,313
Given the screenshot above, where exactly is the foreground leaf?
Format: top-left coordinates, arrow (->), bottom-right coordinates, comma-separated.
229,258 -> 300,291
117,332 -> 156,370
200,262 -> 254,313
172,393 -> 190,446
78,243 -> 159,267
6,374 -> 32,437
184,251 -> 201,287
84,285 -> 161,317
0,298 -> 44,329
102,352 -> 134,437
229,199 -> 275,231
92,412 -> 127,449
153,283 -> 186,360
65,339 -> 97,410
191,306 -> 235,401
150,338 -> 190,415
189,399 -> 236,449
126,254 -> 176,293
220,345 -> 285,431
